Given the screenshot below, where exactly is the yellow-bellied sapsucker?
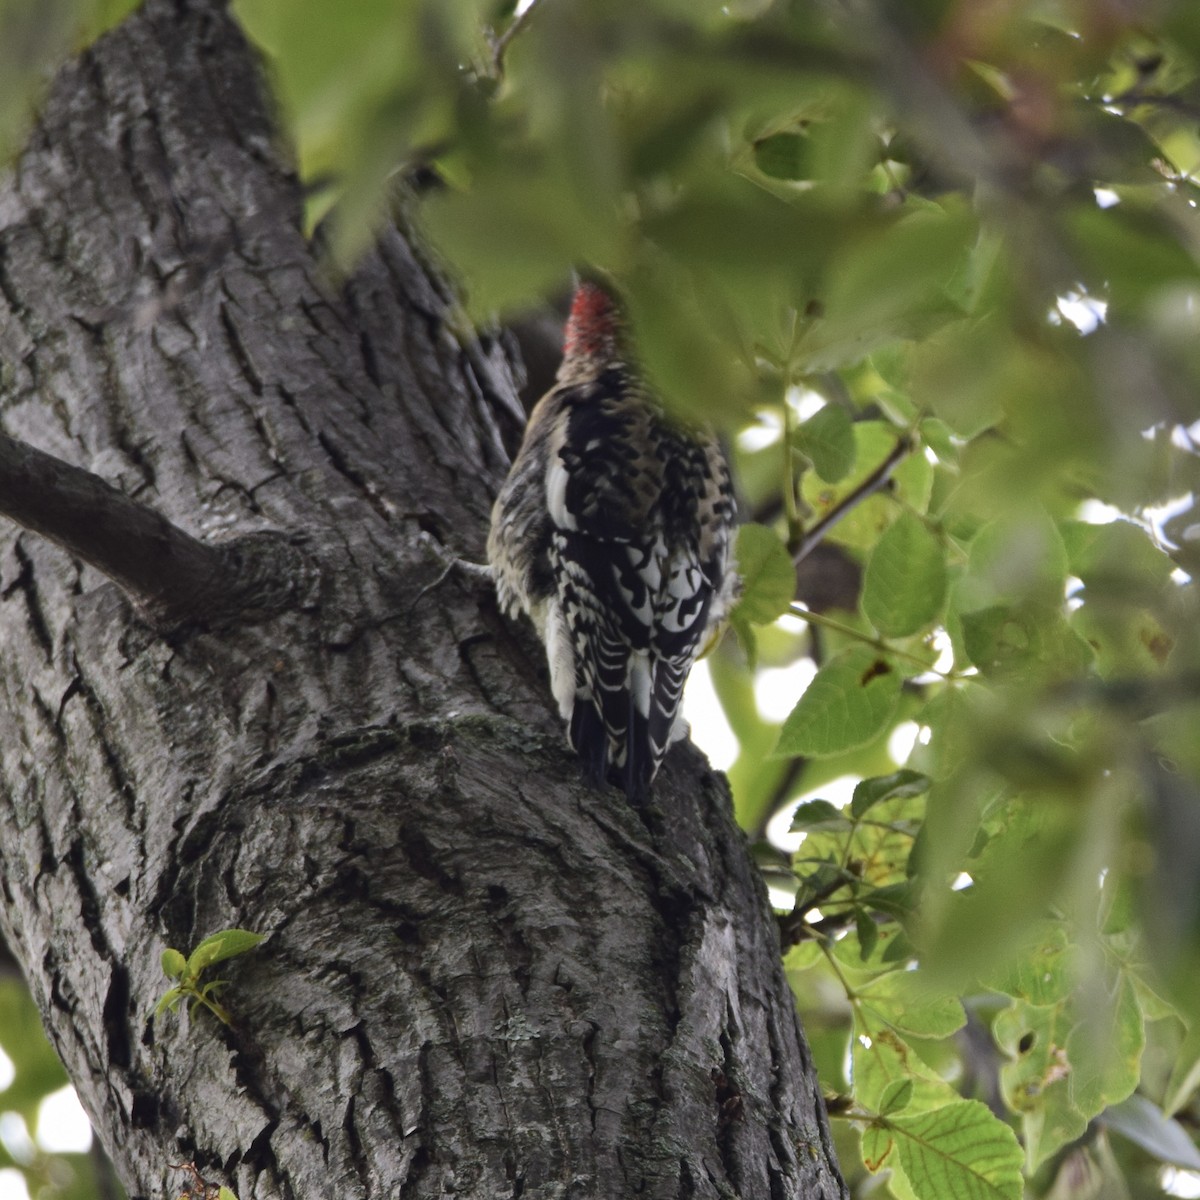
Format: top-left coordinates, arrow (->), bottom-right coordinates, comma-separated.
488,280 -> 737,801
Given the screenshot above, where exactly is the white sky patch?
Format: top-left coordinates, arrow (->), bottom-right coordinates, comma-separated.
1055,291 -> 1108,334
1094,187 -> 1120,208
1164,1168 -> 1200,1199
1066,574 -> 1085,612
682,660 -> 739,772
36,1087 -> 92,1155
908,628 -> 956,685
775,611 -> 810,637
0,1051 -> 12,1094
0,1115 -> 33,1166
0,1170 -> 30,1200
755,659 -> 818,724
767,775 -> 860,854
786,386 -> 827,421
888,721 -> 920,764
1077,498 -> 1122,524
1144,493 -> 1196,544
737,409 -> 782,452
767,882 -> 797,911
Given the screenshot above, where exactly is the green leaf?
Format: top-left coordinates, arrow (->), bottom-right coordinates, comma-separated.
733,523 -> 795,625
851,770 -> 931,819
887,1099 -> 1023,1200
776,648 -> 901,757
218,1189 -> 240,1200
790,799 -> 852,831
1067,970 -> 1145,1118
796,404 -> 855,483
855,909 -> 879,962
861,1122 -> 894,1173
754,131 -> 810,180
879,1078 -> 915,1116
801,421 -> 933,553
853,1020 -> 959,1114
959,604 -> 1094,681
861,511 -> 947,637
1069,203 -> 1200,315
153,987 -> 185,1018
810,204 -> 977,371
857,970 -> 966,1039
186,928 -> 267,975
161,948 -> 187,980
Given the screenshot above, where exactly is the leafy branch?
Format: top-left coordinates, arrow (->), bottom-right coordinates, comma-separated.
787,604 -> 957,678
487,0 -> 545,78
792,433 -> 914,567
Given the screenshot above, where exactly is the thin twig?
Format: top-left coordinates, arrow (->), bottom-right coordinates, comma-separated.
490,0 -> 546,77
788,604 -> 951,677
792,434 -> 913,566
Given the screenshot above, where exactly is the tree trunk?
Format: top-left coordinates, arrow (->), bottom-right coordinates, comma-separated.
0,3 -> 847,1198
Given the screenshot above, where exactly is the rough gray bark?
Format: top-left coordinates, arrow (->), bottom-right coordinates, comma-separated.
0,3 -> 848,1199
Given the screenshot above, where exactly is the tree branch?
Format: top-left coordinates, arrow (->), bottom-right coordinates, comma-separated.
0,429 -> 304,628
792,434 -> 913,566
488,0 -> 545,77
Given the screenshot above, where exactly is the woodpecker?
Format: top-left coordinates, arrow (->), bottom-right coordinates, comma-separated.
488,280 -> 737,801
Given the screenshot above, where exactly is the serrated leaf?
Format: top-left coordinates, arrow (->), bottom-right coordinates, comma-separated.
861,511 -> 946,637
797,404 -> 855,483
733,523 -> 795,625
887,1099 -> 1023,1200
857,970 -> 967,1039
186,929 -> 266,975
776,648 -> 901,757
851,770 -> 931,819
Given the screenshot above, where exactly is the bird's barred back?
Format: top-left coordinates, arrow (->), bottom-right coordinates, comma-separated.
487,281 -> 737,801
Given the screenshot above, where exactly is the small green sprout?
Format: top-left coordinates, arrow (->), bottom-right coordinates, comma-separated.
156,928 -> 266,1026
